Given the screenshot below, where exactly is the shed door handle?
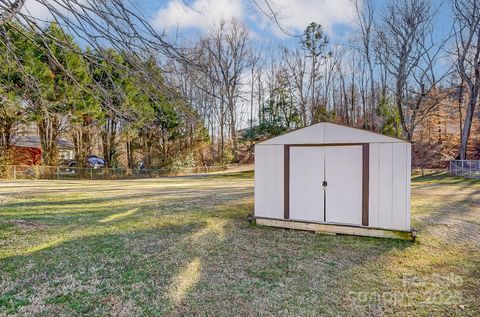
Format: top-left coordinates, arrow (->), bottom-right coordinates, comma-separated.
322,181 -> 327,187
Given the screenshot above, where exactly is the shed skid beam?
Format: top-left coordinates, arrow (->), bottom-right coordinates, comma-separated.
255,218 -> 416,241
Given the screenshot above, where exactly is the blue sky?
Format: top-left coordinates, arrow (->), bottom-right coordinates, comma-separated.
134,0 -> 452,48
21,0 -> 453,52
139,0 -> 359,46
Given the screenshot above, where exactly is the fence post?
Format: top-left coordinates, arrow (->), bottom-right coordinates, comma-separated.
57,167 -> 59,180
13,165 -> 16,181
90,168 -> 93,180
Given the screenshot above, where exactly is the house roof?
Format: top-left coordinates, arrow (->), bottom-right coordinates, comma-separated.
257,122 -> 409,145
12,135 -> 74,149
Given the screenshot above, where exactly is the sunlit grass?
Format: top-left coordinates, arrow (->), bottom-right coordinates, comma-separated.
190,218 -> 228,241
98,208 -> 139,223
168,257 -> 202,305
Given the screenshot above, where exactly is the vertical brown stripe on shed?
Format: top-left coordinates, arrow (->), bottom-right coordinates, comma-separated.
284,145 -> 290,219
362,144 -> 370,226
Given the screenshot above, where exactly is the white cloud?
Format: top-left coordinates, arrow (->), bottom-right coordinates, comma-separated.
152,0 -> 244,32
254,0 -> 357,36
21,0 -> 55,22
152,0 -> 356,37
21,0 -> 89,24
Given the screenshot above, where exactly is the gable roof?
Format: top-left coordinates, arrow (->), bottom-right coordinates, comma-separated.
257,122 -> 409,145
12,135 -> 74,149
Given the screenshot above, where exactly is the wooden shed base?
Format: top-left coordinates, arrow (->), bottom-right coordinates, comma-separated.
255,218 -> 416,241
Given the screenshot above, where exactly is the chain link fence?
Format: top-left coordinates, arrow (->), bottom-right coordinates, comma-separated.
449,160 -> 480,179
0,164 -> 247,180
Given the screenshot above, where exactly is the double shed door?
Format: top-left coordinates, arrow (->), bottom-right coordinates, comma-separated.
289,145 -> 363,225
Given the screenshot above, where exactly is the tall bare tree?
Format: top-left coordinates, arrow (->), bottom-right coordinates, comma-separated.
283,48 -> 309,126
375,0 -> 438,140
452,0 -> 480,159
353,0 -> 376,129
199,19 -> 252,161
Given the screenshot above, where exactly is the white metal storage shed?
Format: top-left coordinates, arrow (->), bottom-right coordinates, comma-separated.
254,122 -> 415,240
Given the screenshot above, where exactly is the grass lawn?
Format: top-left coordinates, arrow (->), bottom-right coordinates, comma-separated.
0,171 -> 479,316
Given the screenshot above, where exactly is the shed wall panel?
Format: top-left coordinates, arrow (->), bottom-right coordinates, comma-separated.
272,145 -> 284,218
254,146 -> 265,216
392,144 -> 408,230
254,145 -> 284,219
406,144 -> 412,229
378,143 -> 393,229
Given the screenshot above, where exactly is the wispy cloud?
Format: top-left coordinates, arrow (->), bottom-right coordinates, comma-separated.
152,0 -> 356,37
254,0 -> 356,37
152,0 -> 244,32
21,0 -> 90,23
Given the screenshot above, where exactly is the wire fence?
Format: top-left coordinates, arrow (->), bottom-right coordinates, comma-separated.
449,160 -> 480,179
0,164 -> 248,181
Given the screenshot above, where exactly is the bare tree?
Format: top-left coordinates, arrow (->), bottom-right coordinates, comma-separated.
375,0 -> 442,141
452,0 -> 480,159
353,0 -> 376,129
198,19 -> 252,161
249,47 -> 262,137
0,0 -> 26,25
283,47 -> 309,126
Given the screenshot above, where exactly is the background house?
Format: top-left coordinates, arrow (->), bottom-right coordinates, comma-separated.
10,136 -> 74,165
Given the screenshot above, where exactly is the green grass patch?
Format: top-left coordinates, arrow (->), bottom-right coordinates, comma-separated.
0,294 -> 29,314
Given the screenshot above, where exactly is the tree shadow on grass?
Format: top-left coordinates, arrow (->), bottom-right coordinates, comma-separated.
0,187 -> 252,227
0,207 -> 414,316
0,222 -> 201,316
0,185 -> 252,208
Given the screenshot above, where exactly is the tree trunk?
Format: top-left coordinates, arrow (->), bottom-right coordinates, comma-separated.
368,59 -> 375,130
458,79 -> 464,143
101,116 -> 117,167
219,116 -> 225,162
38,112 -> 60,166
73,115 -> 93,167
0,113 -> 14,163
459,84 -> 479,159
229,100 -> 237,162
126,138 -> 134,168
395,77 -> 412,141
